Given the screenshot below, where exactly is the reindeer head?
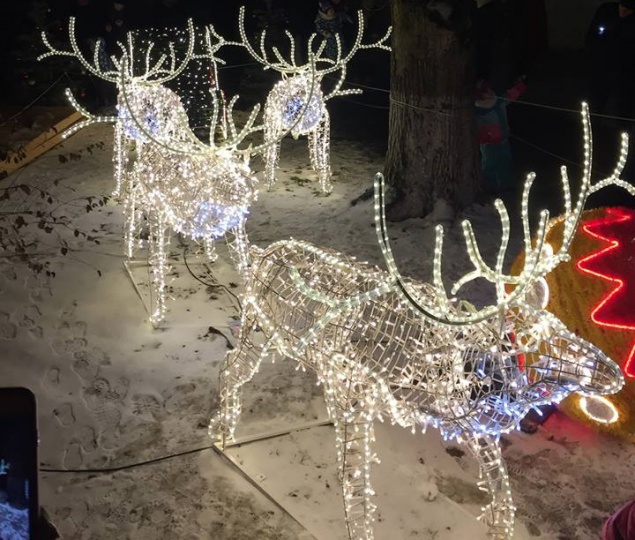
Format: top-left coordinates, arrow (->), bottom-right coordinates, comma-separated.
131,143 -> 257,240
374,103 -> 633,435
265,72 -> 326,139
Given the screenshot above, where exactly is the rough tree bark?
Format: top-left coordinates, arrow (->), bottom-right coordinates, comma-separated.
385,0 -> 480,221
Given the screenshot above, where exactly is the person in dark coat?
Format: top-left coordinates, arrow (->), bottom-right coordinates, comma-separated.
103,2 -> 130,56
602,500 -> 635,540
315,0 -> 351,60
585,1 -> 635,128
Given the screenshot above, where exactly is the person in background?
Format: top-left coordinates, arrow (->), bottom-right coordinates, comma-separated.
103,2 -> 129,57
475,76 -> 527,194
315,0 -> 351,60
602,500 -> 635,540
507,0 -> 549,81
585,0 -> 635,130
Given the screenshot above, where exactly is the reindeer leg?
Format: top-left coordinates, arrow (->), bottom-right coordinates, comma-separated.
211,310 -> 273,449
464,434 -> 515,540
323,357 -> 378,540
112,121 -> 125,198
226,218 -> 250,278
308,112 -> 332,194
264,118 -> 282,190
147,212 -> 170,325
203,236 -> 218,263
123,180 -> 138,259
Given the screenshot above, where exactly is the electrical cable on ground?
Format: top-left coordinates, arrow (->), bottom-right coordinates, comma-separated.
40,444 -> 213,474
182,244 -> 242,310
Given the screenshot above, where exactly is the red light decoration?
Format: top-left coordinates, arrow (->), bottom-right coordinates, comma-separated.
576,207 -> 635,378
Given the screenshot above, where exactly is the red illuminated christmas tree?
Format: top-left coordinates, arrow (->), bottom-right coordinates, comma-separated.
577,207 -> 635,378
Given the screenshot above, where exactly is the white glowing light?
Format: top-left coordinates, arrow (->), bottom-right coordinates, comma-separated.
40,19 -> 262,324
211,105 -> 631,540
117,55 -> 262,324
237,6 -> 391,194
579,395 -> 619,424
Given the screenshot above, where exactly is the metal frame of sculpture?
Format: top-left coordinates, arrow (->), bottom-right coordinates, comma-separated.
211,105 -> 633,539
237,6 -> 391,194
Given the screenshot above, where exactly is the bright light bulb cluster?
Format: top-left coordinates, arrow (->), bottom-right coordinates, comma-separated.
237,6 -> 391,195
117,74 -> 260,324
211,106 -> 631,540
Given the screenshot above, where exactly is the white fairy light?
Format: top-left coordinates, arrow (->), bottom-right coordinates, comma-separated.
211,106 -> 632,539
237,6 -> 391,194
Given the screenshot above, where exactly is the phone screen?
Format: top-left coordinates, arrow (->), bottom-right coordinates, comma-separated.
0,388 -> 38,540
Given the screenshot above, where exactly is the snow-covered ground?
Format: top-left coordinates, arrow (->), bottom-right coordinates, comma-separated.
1,123 -> 634,539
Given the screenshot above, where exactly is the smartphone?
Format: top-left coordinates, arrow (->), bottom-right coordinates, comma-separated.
0,387 -> 39,540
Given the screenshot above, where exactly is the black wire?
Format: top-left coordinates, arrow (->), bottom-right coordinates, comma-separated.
40,444 -> 213,474
0,72 -> 73,127
181,244 -> 242,311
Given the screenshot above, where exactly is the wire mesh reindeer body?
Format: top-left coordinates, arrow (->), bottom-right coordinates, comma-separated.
237,6 -> 391,194
126,141 -> 256,324
212,106 -> 633,539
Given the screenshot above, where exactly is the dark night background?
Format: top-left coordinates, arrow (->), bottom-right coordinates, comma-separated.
0,0 -> 630,210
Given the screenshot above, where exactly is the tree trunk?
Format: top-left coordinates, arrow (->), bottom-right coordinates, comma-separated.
385,0 -> 480,221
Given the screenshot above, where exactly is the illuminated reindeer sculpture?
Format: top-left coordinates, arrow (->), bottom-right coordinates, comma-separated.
39,21 -> 285,324
212,105 -> 633,539
237,6 -> 391,194
116,52 -> 320,324
38,17 -> 221,200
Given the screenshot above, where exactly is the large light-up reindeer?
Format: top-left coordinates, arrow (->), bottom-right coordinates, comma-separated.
237,6 -> 391,194
211,105 -> 634,539
38,17 -> 220,200
115,50 -> 321,324
38,20 -> 281,324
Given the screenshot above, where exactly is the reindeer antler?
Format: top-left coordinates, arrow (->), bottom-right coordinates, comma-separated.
118,50 -> 321,157
38,17 -> 119,82
377,104 -> 635,325
62,88 -> 118,137
237,6 -> 390,101
39,17 -> 197,85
